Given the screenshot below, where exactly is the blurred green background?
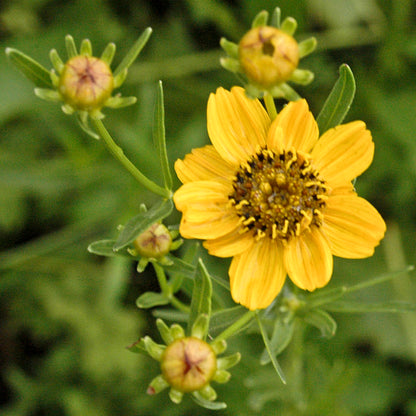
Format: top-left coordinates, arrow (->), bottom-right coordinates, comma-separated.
1,0 -> 416,415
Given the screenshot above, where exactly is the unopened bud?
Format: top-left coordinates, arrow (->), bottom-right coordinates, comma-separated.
239,26 -> 299,88
161,337 -> 217,393
59,55 -> 114,111
133,223 -> 172,259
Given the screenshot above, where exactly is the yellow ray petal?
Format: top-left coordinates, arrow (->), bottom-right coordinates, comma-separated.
174,145 -> 234,184
322,194 -> 386,258
284,227 -> 333,291
229,238 -> 286,310
207,87 -> 270,166
203,228 -> 254,258
311,121 -> 374,188
174,180 -> 239,240
269,99 -> 319,153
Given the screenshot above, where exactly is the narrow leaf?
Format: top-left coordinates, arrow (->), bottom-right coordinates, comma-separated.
325,300 -> 416,314
187,258 -> 212,336
5,48 -> 52,88
260,318 -> 295,364
210,306 -> 250,335
136,292 -> 169,309
316,64 -> 356,133
88,239 -> 132,259
256,313 -> 286,384
303,308 -> 337,338
153,81 -> 173,189
113,27 -> 152,77
164,255 -> 197,279
113,198 -> 173,251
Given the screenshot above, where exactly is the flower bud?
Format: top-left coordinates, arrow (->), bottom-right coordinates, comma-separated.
58,55 -> 114,111
238,26 -> 299,88
133,223 -> 172,259
161,337 -> 217,393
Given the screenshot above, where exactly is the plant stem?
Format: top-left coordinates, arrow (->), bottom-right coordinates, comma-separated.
214,310 -> 257,342
264,93 -> 277,120
92,118 -> 171,199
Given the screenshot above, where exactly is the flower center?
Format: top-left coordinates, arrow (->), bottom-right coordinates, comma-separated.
229,148 -> 329,242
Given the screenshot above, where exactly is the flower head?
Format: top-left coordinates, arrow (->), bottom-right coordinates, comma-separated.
129,317 -> 240,405
173,87 -> 386,310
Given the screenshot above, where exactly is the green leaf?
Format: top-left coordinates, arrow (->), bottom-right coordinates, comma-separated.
303,308 -> 337,338
5,48 -> 53,88
325,300 -> 416,314
113,27 -> 152,77
153,81 -> 173,190
164,255 -> 197,279
87,239 -> 132,259
191,393 -> 227,410
187,258 -> 212,337
210,306 -> 250,335
260,318 -> 295,364
113,198 -> 173,251
316,64 -> 356,133
256,313 -> 286,384
169,243 -> 200,293
136,292 -> 169,309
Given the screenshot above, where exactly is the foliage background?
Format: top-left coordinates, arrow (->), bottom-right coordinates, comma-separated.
1,0 -> 416,415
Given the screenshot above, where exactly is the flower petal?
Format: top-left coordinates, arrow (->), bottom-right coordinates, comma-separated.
322,194 -> 386,258
284,227 -> 333,291
311,121 -> 374,187
229,238 -> 286,310
174,180 -> 240,240
207,86 -> 270,166
267,99 -> 319,153
203,229 -> 254,258
174,145 -> 234,184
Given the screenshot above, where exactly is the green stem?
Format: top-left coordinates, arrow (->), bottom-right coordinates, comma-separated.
264,93 -> 277,120
170,296 -> 191,314
92,119 -> 171,199
214,310 -> 257,342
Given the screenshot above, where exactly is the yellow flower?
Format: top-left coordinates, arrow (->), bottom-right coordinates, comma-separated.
173,87 -> 386,311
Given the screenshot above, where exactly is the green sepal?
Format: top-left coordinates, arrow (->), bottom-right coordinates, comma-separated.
212,369 -> 231,384
270,7 -> 281,28
219,57 -> 240,73
219,37 -> 238,59
75,112 -> 100,139
100,42 -> 116,66
147,374 -> 169,395
49,49 -> 64,73
113,68 -> 128,88
280,17 -> 297,36
198,384 -> 217,401
126,338 -> 147,354
153,81 -> 173,190
187,258 -> 212,337
316,64 -> 356,134
142,336 -> 165,361
114,27 -> 152,77
191,314 -> 209,340
5,47 -> 53,88
298,37 -> 317,58
217,352 -> 241,370
169,323 -> 185,341
156,318 -> 174,345
113,198 -> 173,251
34,88 -> 61,102
252,10 -> 269,28
65,34 -> 78,58
290,69 -> 314,85
61,103 -> 75,115
192,391 -> 226,410
105,95 -> 137,108
325,300 -> 416,314
303,308 -> 337,338
169,388 -> 184,404
210,339 -> 227,355
256,313 -> 286,384
80,38 -> 92,56
87,239 -> 132,259
260,318 -> 295,364
136,292 -> 169,309
136,257 -> 149,273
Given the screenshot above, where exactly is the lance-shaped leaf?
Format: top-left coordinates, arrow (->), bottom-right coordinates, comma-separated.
210,306 -> 250,335
153,81 -> 172,190
136,292 -> 169,309
5,48 -> 53,88
187,258 -> 212,337
303,308 -> 337,338
113,198 -> 173,251
316,64 -> 356,134
325,300 -> 416,314
260,317 -> 295,364
256,313 -> 286,384
88,239 -> 132,258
